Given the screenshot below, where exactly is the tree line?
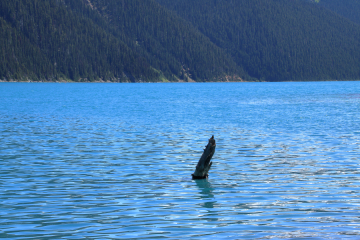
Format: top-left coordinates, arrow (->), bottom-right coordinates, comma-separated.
1,0 -> 360,82
156,0 -> 360,81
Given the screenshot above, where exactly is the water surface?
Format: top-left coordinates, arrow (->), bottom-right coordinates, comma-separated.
1,82 -> 360,239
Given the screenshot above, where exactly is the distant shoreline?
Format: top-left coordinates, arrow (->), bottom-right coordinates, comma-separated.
1,79 -> 359,83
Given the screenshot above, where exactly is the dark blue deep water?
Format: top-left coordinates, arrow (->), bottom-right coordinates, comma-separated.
1,82 -> 360,239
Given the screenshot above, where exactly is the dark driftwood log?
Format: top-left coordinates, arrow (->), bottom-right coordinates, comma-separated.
192,135 -> 216,179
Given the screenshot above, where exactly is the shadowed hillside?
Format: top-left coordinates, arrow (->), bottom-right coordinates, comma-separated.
1,0 -> 360,82
0,0 -> 244,82
310,0 -> 360,25
156,0 -> 360,81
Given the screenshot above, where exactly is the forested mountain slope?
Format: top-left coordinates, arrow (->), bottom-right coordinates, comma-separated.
156,0 -> 360,81
311,0 -> 360,25
1,0 -> 360,82
0,0 -> 159,82
85,0 -> 245,81
0,0 -> 243,82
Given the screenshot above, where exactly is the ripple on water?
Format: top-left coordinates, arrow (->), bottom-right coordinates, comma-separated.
1,82 -> 360,239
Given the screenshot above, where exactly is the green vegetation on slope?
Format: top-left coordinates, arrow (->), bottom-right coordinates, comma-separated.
0,0 -> 245,82
0,0 -> 161,81
86,0 -> 246,81
156,0 -> 360,81
311,0 -> 360,25
1,0 -> 360,82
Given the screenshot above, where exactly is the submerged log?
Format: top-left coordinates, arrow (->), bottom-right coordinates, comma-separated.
192,135 -> 216,179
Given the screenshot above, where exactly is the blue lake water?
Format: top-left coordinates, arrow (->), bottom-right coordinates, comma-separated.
1,81 -> 360,239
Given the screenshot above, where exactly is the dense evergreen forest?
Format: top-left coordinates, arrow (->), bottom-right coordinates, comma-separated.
0,0 -> 243,82
156,0 -> 360,81
0,0 -> 159,81
313,0 -> 360,25
1,0 -> 360,82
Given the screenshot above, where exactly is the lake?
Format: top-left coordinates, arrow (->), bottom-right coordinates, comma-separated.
1,81 -> 360,239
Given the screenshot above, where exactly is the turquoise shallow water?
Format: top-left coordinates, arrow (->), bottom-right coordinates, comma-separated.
1,82 -> 360,239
